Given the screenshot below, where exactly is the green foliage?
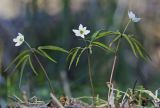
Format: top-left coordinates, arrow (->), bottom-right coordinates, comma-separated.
95,31 -> 121,40
122,34 -> 151,60
68,47 -> 81,69
4,50 -> 30,72
38,49 -> 57,63
37,45 -> 68,63
76,47 -> 87,66
28,55 -> 38,76
92,41 -> 114,53
67,31 -> 116,69
38,45 -> 68,53
19,58 -> 28,88
12,54 -> 29,73
5,45 -> 68,88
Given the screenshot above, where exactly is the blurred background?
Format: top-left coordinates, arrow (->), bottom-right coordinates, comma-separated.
0,0 -> 160,107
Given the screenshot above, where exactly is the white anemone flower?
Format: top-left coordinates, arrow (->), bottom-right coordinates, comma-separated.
128,11 -> 141,22
72,24 -> 90,38
13,33 -> 24,46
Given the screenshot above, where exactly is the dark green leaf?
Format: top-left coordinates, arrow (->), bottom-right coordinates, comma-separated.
68,47 -> 80,69
38,46 -> 68,53
28,56 -> 38,76
76,47 -> 87,66
122,34 -> 138,57
95,31 -> 121,40
4,50 -> 30,72
109,35 -> 121,47
131,37 -> 151,60
92,41 -> 114,53
66,47 -> 81,62
91,30 -> 101,42
19,58 -> 28,88
38,49 -> 57,63
11,55 -> 29,73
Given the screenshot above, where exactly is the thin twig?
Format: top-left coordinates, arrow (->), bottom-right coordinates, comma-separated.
50,93 -> 64,108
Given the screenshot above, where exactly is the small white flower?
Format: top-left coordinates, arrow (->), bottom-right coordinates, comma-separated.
128,11 -> 141,22
13,33 -> 24,46
72,24 -> 90,38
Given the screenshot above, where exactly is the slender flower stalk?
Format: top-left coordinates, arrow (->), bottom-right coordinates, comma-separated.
13,33 -> 54,93
87,45 -> 95,106
73,25 -> 95,105
83,38 -> 95,105
24,41 -> 54,94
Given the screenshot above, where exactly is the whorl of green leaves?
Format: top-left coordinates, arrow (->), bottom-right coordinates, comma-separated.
67,30 -> 151,69
4,45 -> 68,87
67,31 -> 115,69
92,30 -> 150,60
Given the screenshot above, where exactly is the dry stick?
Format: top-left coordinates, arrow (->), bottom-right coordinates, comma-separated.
24,41 -> 54,94
108,20 -> 131,101
50,93 -> 64,108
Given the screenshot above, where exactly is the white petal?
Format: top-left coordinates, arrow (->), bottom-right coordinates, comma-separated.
13,38 -> 18,42
18,33 -> 24,40
84,30 -> 90,35
80,35 -> 85,38
79,24 -> 83,30
132,17 -> 141,22
83,27 -> 87,30
18,33 -> 23,36
75,32 -> 82,37
128,11 -> 135,19
72,29 -> 79,34
15,42 -> 21,46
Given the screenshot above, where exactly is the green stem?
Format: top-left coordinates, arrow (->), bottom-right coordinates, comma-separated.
108,20 -> 131,100
87,52 -> 95,105
83,39 -> 95,105
24,41 -> 54,94
122,20 -> 131,34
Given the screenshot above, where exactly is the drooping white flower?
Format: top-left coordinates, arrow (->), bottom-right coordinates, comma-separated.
72,24 -> 90,38
128,11 -> 141,22
13,33 -> 24,46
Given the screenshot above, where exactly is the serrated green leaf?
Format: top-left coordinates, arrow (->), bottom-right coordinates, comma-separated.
76,47 -> 87,66
19,58 -> 28,88
68,47 -> 80,69
28,56 -> 38,76
38,49 -> 57,63
4,50 -> 30,72
92,41 -> 114,53
122,34 -> 138,57
38,45 -> 68,53
95,31 -> 121,40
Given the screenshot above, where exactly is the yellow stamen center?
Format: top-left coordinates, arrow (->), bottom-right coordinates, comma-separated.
80,30 -> 84,34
